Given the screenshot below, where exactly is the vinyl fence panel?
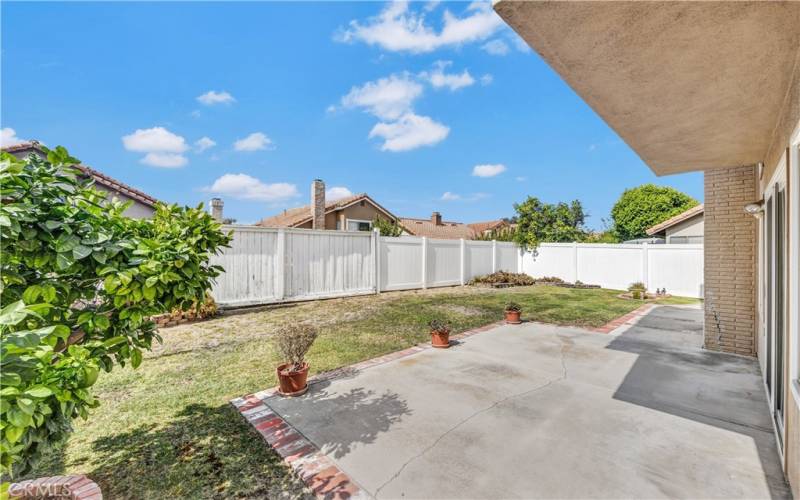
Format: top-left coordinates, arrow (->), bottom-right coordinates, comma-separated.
464,241 -> 494,281
496,242 -> 519,273
426,239 -> 462,287
380,236 -> 425,291
647,244 -> 704,298
209,226 -> 279,306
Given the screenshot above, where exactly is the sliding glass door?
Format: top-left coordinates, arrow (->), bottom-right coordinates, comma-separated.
764,179 -> 786,446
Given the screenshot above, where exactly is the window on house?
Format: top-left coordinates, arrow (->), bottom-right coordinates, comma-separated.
668,235 -> 703,244
346,219 -> 371,232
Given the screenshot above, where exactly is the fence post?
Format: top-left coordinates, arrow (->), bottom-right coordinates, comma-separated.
460,238 -> 466,285
421,237 -> 428,289
572,241 -> 579,283
492,240 -> 497,273
642,242 -> 649,290
276,228 -> 286,301
373,229 -> 381,294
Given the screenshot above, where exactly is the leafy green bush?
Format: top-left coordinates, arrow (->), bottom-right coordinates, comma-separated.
628,282 -> 646,292
469,271 -> 535,286
0,147 -> 231,476
610,184 -> 698,241
371,217 -> 403,237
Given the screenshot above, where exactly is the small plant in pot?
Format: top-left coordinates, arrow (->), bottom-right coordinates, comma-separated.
274,323 -> 318,397
504,302 -> 523,324
628,282 -> 647,300
429,319 -> 451,348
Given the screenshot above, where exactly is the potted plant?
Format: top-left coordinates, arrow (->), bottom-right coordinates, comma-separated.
274,323 -> 318,396
628,282 -> 646,300
429,319 -> 451,348
504,302 -> 522,324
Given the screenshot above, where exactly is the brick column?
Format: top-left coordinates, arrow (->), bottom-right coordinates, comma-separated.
703,165 -> 758,356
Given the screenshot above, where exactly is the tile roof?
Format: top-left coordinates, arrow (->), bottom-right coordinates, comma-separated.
256,193 -> 398,228
399,217 -> 508,240
2,142 -> 160,208
646,204 -> 704,235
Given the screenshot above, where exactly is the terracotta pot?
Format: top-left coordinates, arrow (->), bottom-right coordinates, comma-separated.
277,362 -> 309,396
430,331 -> 451,348
504,310 -> 522,324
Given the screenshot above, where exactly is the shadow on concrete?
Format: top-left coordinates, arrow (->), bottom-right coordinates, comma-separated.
607,306 -> 791,499
268,380 -> 412,460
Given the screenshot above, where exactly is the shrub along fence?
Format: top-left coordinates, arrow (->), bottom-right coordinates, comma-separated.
210,227 -> 704,307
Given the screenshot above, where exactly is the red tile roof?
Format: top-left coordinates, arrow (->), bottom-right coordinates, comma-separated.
3,142 -> 160,208
257,193 -> 398,228
399,217 -> 508,240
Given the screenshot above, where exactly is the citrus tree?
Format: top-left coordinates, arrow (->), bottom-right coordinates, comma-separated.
0,147 -> 231,476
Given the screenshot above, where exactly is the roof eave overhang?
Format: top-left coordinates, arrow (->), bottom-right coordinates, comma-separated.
494,1 -> 800,176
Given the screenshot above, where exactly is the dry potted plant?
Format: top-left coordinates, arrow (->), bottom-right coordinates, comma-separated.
504,302 -> 523,324
429,319 -> 451,348
274,323 -> 318,396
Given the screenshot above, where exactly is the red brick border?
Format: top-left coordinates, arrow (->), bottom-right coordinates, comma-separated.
589,304 -> 656,334
231,320 -> 505,499
9,475 -> 102,499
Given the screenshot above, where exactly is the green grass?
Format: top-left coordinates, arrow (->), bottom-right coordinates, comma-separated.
23,285 -> 698,498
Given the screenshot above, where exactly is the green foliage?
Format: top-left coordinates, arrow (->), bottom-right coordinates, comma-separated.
504,302 -> 522,312
372,217 -> 403,237
610,184 -> 698,241
469,271 -> 535,287
427,319 -> 450,334
472,226 -> 516,242
0,147 -> 231,477
582,230 -> 619,243
512,196 -> 587,250
628,282 -> 646,292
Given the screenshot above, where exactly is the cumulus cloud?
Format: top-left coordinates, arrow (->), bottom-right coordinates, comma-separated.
194,136 -> 216,153
234,132 -> 273,152
472,163 -> 507,177
204,173 -> 299,202
1,127 -> 26,147
341,74 -> 423,120
422,61 -> 475,91
441,191 -> 460,201
326,186 -> 354,201
369,113 -> 449,152
196,90 -> 236,106
482,39 -> 509,56
441,191 -> 488,202
337,1 -> 503,53
122,127 -> 189,167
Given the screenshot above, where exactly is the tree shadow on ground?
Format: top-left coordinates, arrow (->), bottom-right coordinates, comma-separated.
86,403 -> 311,499
266,376 -> 412,460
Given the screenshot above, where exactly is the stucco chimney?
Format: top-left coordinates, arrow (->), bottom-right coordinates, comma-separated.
210,198 -> 224,222
311,179 -> 325,229
431,211 -> 442,225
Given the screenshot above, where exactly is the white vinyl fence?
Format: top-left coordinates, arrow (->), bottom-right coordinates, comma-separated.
521,243 -> 704,298
210,226 -> 520,307
210,227 -> 704,307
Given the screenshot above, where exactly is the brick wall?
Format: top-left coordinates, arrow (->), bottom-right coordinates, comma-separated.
703,165 -> 758,356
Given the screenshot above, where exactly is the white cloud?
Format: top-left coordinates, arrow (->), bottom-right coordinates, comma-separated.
122,127 -> 189,167
441,191 -> 461,201
234,132 -> 273,152
341,74 -> 423,120
472,163 -> 507,177
194,136 -> 216,153
204,173 -> 299,202
196,90 -> 236,106
326,186 -> 354,201
422,61 -> 475,91
369,113 -> 449,152
141,153 -> 188,168
337,1 -> 503,53
122,127 -> 188,153
482,39 -> 509,56
1,128 -> 25,147
510,33 -> 531,52
480,74 -> 494,86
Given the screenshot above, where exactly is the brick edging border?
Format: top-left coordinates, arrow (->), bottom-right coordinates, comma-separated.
589,303 -> 656,334
9,475 -> 102,499
230,320 -> 505,499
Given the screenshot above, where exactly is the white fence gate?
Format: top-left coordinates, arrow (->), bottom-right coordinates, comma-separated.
210,227 -> 704,306
521,242 -> 704,298
210,226 -> 520,307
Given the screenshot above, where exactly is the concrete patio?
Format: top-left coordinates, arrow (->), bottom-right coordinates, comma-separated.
260,306 -> 791,499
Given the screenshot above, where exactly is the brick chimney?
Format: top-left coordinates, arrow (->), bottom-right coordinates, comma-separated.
431,211 -> 442,225
210,198 -> 224,222
311,179 -> 325,229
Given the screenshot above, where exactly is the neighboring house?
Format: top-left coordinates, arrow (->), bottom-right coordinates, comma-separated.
399,212 -> 508,240
256,179 -> 400,231
495,1 -> 799,492
646,204 -> 704,244
3,141 -> 158,219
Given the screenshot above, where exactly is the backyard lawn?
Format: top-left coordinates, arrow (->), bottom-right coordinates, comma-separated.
24,285 -> 697,499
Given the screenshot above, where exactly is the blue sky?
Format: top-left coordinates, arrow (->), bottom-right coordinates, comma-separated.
1,1 -> 702,229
